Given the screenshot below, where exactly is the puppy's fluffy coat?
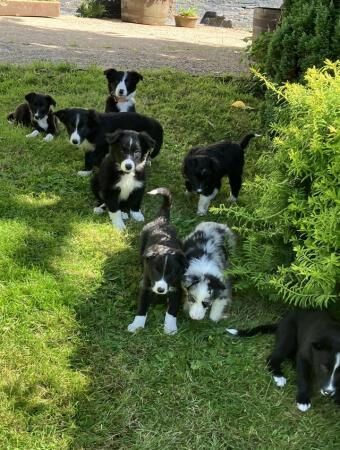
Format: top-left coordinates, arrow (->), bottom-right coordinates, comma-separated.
8,92 -> 58,142
128,188 -> 186,335
91,129 -> 155,230
227,311 -> 340,412
183,222 -> 234,322
182,133 -> 259,215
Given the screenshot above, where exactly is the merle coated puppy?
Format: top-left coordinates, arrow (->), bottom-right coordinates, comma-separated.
7,92 -> 58,142
54,108 -> 163,176
226,311 -> 340,412
182,133 -> 260,215
91,129 -> 155,230
103,68 -> 143,113
128,188 -> 186,335
183,222 -> 234,322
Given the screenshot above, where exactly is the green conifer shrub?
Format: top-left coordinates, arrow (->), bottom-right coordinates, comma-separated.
218,61 -> 340,308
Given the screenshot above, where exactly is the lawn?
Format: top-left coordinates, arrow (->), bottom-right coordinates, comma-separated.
0,64 -> 339,450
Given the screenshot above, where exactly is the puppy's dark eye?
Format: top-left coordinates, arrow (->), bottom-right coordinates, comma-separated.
202,301 -> 210,308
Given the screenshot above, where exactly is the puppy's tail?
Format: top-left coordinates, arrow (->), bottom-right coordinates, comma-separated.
7,112 -> 15,123
226,324 -> 277,337
239,133 -> 261,150
147,187 -> 172,220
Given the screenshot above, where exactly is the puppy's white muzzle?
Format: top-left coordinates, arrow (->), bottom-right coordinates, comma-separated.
70,130 -> 81,145
121,158 -> 135,173
189,303 -> 207,320
152,279 -> 168,295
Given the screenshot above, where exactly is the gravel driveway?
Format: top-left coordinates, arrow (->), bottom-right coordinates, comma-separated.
0,16 -> 250,74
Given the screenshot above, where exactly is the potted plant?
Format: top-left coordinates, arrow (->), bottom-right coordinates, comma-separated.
0,0 -> 60,17
174,6 -> 199,28
121,0 -> 173,26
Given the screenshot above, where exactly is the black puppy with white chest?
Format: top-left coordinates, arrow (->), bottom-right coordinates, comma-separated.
128,188 -> 186,335
91,129 -> 155,230
8,92 -> 58,142
227,311 -> 340,412
182,133 -> 259,215
104,68 -> 143,113
54,108 -> 163,176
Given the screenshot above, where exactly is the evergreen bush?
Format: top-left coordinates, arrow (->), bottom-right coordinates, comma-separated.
218,61 -> 340,308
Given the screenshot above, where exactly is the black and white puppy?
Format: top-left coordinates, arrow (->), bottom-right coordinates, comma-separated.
7,92 -> 58,142
91,129 -> 155,230
226,311 -> 340,412
104,68 -> 143,113
182,133 -> 260,215
54,108 -> 163,176
128,188 -> 186,335
183,222 -> 234,322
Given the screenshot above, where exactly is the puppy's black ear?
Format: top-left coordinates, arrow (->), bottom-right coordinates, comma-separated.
184,274 -> 199,288
47,95 -> 56,107
25,92 -> 36,103
54,109 -> 69,123
139,131 -> 155,153
312,337 -> 331,351
207,275 -> 225,291
87,109 -> 99,128
106,129 -> 124,145
129,71 -> 143,82
104,68 -> 118,81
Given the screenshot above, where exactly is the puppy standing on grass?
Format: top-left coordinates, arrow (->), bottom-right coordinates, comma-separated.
103,68 -> 143,113
226,311 -> 340,412
7,92 -> 58,142
128,188 -> 186,335
182,133 -> 260,215
183,222 -> 234,322
91,129 -> 155,230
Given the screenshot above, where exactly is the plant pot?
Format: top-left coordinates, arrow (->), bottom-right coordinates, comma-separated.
253,7 -> 281,40
174,14 -> 198,28
0,0 -> 60,16
121,0 -> 172,26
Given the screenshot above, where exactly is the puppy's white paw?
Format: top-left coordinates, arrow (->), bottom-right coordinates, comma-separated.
127,315 -> 147,332
43,133 -> 54,142
297,402 -> 311,412
130,210 -> 144,222
197,209 -> 207,216
164,312 -> 177,335
93,206 -> 105,215
121,212 -> 129,220
273,376 -> 287,388
77,170 -> 93,177
26,130 -> 40,138
226,328 -> 238,336
109,211 -> 126,230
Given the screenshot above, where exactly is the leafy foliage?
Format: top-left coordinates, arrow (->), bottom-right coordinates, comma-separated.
217,61 -> 340,308
251,0 -> 340,83
76,0 -> 106,18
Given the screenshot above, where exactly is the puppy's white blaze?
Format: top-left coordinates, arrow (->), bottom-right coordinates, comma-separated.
115,73 -> 128,96
152,279 -> 168,295
116,172 -> 143,201
130,210 -> 144,222
37,115 -> 48,131
77,170 -> 92,177
226,328 -> 238,336
273,376 -> 287,388
164,312 -> 177,335
26,130 -> 40,138
120,158 -> 135,172
322,352 -> 340,394
297,403 -> 311,412
109,210 -> 125,230
70,114 -> 81,144
43,133 -> 54,142
127,315 -> 147,332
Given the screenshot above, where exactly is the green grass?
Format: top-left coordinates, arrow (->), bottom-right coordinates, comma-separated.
0,63 -> 339,450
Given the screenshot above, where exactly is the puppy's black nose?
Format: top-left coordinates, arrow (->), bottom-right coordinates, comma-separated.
119,89 -> 124,95
72,139 -> 79,144
157,287 -> 165,293
125,163 -> 132,171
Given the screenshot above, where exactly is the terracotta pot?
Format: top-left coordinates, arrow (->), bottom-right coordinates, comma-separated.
121,0 -> 171,26
174,14 -> 198,28
253,7 -> 281,40
0,0 -> 60,16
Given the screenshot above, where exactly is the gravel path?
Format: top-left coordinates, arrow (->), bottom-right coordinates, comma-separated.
0,16 -> 250,74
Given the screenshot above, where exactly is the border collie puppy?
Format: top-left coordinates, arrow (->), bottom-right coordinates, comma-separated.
128,188 -> 186,335
7,92 -> 57,142
54,108 -> 163,176
103,68 -> 143,113
182,133 -> 260,215
226,311 -> 340,412
91,129 -> 155,230
183,222 -> 234,322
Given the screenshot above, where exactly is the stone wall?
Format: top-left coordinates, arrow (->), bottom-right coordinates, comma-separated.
175,0 -> 283,29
